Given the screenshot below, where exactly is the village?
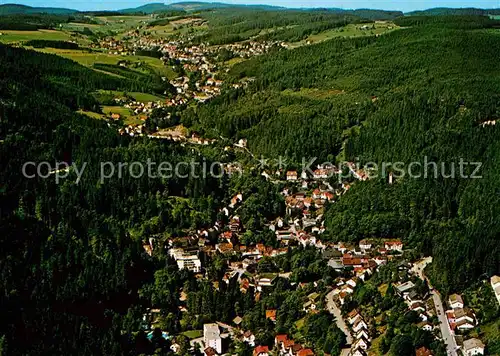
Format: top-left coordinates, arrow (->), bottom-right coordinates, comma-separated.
139,153 -> 499,356
99,33 -> 279,138
78,15 -> 499,356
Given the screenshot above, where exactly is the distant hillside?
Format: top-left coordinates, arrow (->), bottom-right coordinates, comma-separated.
345,8 -> 403,20
0,3 -> 77,15
170,1 -> 284,11
120,2 -> 399,19
120,2 -> 173,14
121,1 -> 284,14
406,7 -> 500,16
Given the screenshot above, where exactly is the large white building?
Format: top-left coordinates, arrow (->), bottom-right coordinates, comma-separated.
169,248 -> 201,273
203,323 -> 222,354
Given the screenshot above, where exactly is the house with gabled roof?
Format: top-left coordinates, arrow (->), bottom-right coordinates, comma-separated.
356,329 -> 370,342
253,345 -> 269,356
352,318 -> 368,333
463,338 -> 485,356
415,346 -> 433,356
384,239 -> 403,251
353,337 -> 370,350
265,309 -> 277,322
448,294 -> 464,309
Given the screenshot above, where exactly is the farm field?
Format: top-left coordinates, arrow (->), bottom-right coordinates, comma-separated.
101,105 -> 146,125
32,48 -> 176,78
290,22 -> 398,47
77,109 -> 106,120
0,29 -> 71,43
95,90 -> 166,102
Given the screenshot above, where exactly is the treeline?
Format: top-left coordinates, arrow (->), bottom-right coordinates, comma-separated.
185,16 -> 500,293
154,10 -> 188,18
92,63 -> 172,95
134,48 -> 163,58
24,39 -> 79,49
192,9 -> 365,45
394,14 -> 500,28
406,7 -> 500,16
0,13 -> 71,30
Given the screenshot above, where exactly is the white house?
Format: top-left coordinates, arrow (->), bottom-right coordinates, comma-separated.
356,330 -> 371,342
417,321 -> 433,331
351,348 -> 368,356
352,319 -> 368,333
359,239 -> 373,250
384,239 -> 403,251
449,294 -> 464,309
353,337 -> 369,350
346,277 -> 359,289
348,310 -> 362,325
203,323 -> 222,354
243,331 -> 255,346
286,170 -> 298,181
463,338 -> 485,356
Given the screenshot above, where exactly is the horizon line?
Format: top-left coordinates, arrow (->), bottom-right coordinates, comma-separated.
2,1 -> 500,13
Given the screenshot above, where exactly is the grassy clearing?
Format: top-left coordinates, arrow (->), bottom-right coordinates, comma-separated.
225,57 -> 246,66
101,106 -> 146,125
95,90 -> 165,103
77,110 -> 106,120
295,317 -> 306,329
181,330 -> 203,339
101,105 -> 146,125
0,30 -> 71,43
290,22 -> 399,47
102,106 -> 132,117
368,334 -> 384,356
378,283 -> 389,297
33,48 -> 175,78
79,107 -> 144,125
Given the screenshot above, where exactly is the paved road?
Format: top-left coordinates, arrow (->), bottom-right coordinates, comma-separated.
326,290 -> 353,346
412,257 -> 457,356
432,290 -> 458,356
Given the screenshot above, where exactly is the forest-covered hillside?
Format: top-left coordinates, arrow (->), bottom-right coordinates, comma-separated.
185,16 -> 500,292
0,44 -> 226,355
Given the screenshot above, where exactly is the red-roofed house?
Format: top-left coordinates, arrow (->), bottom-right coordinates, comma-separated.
415,346 -> 433,356
265,309 -> 277,322
384,239 -> 403,251
253,345 -> 269,356
286,171 -> 298,181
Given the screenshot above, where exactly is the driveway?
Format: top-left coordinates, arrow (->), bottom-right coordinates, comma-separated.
412,257 -> 457,356
326,290 -> 353,346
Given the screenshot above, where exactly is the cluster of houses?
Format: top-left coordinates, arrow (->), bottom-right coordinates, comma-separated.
393,280 -> 436,331
445,293 -> 478,332
346,310 -> 371,356
273,334 -> 314,356
222,40 -> 287,58
200,323 -> 316,356
118,124 -> 145,137
121,99 -> 164,116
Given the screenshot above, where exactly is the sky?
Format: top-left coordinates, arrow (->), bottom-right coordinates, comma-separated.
3,0 -> 500,12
